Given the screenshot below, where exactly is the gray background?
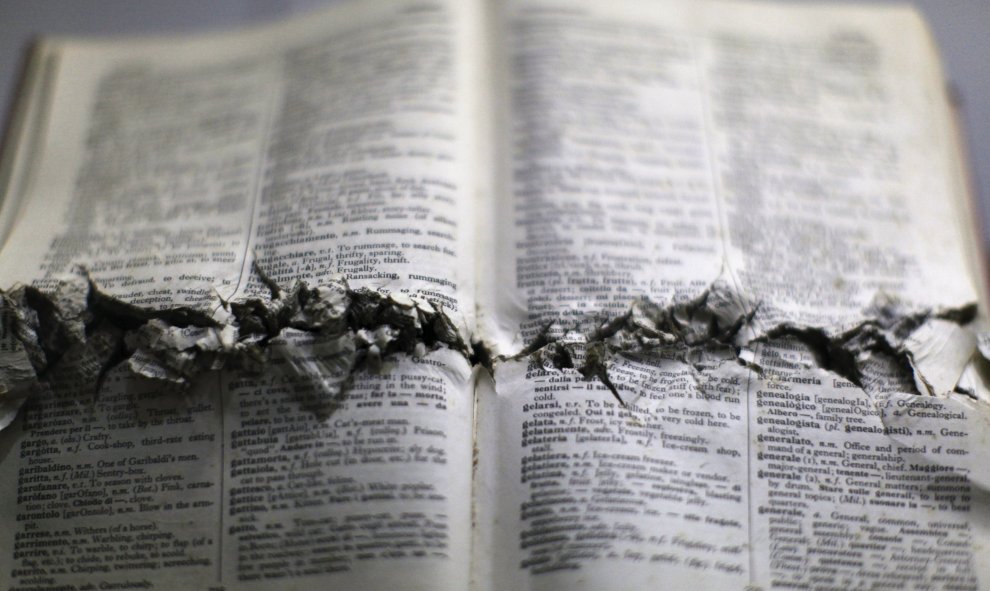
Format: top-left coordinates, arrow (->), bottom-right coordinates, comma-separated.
1,0 -> 988,250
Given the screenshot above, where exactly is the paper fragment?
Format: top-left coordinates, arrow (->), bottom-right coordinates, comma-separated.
0,267 -> 471,427
0,263 -> 985,432
517,281 -> 981,405
904,319 -> 977,396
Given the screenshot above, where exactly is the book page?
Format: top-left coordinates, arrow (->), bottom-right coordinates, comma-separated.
0,0 -> 486,588
0,0 -> 484,415
0,0 -> 478,315
479,0 -> 978,354
475,350 -> 990,590
473,0 -> 990,589
0,346 -> 475,590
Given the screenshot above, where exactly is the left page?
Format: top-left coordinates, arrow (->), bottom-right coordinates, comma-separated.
0,0 -> 486,589
0,346 -> 475,590
0,0 -> 482,400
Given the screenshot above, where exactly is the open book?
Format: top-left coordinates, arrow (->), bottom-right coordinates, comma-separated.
1,0 -> 989,589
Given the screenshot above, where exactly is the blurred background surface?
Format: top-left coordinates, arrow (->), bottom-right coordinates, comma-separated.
1,0 -> 988,249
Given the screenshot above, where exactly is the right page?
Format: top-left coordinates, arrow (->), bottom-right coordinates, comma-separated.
0,0 -> 486,589
474,0 -> 990,589
476,346 -> 990,590
478,0 -> 980,354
